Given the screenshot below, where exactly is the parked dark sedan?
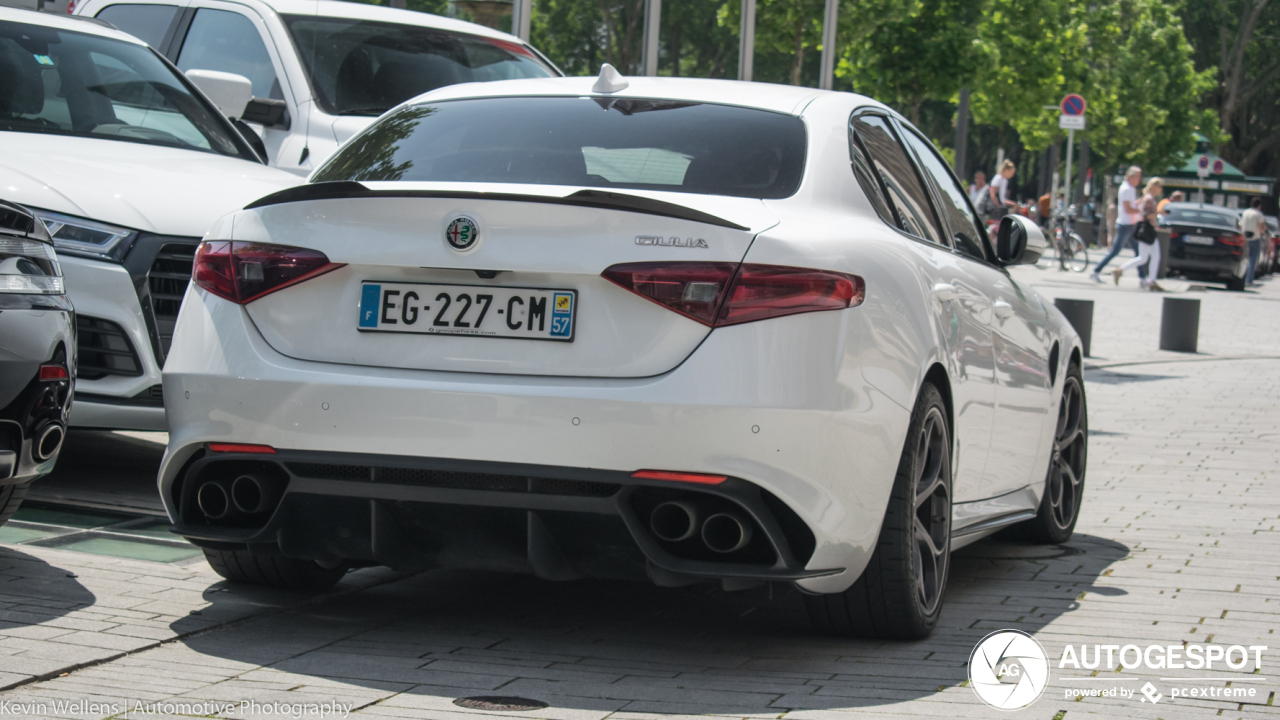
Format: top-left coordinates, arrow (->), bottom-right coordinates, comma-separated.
0,200 -> 74,527
1160,202 -> 1249,291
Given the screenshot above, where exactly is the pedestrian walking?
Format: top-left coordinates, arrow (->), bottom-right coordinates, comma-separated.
1111,177 -> 1165,291
988,161 -> 1016,220
1091,166 -> 1146,283
969,171 -> 988,208
1242,196 -> 1266,287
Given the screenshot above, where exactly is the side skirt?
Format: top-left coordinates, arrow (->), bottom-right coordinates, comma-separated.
949,485 -> 1039,550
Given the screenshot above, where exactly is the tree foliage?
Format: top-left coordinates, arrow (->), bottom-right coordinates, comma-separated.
362,0 -> 1226,186
837,0 -> 988,125
1179,0 -> 1280,176
1064,0 -> 1215,177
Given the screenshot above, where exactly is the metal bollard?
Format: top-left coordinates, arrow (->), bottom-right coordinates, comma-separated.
1159,297 -> 1200,353
1053,298 -> 1094,357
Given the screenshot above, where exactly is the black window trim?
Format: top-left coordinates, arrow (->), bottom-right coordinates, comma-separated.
889,116 -> 998,265
848,108 -> 951,251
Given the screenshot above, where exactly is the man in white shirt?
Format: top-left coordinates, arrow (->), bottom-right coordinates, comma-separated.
1242,196 -> 1266,286
1091,166 -> 1146,283
987,161 -> 1017,220
968,171 -> 987,209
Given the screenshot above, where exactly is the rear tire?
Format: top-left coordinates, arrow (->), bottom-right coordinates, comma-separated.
0,482 -> 30,529
203,548 -> 346,591
1020,362 -> 1087,544
806,383 -> 951,639
1226,275 -> 1246,291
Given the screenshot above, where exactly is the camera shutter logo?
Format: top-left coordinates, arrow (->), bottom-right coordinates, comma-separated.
969,630 -> 1050,710
445,216 -> 480,251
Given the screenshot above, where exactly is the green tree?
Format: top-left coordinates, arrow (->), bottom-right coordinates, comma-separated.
1067,0 -> 1216,178
837,0 -> 989,124
1179,0 -> 1279,176
970,0 -> 1081,153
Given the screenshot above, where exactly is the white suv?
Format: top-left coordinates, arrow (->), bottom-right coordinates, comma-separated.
0,7 -> 299,430
75,0 -> 559,176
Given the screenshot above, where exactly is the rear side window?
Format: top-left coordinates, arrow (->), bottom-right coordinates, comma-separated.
848,125 -> 896,227
897,126 -> 990,261
95,4 -> 178,49
313,97 -> 808,200
1166,208 -> 1237,229
851,115 -> 944,245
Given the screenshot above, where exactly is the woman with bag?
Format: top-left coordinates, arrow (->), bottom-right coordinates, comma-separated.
1112,178 -> 1165,291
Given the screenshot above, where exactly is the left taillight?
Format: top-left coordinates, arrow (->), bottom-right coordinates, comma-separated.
194,241 -> 342,304
602,262 -> 864,327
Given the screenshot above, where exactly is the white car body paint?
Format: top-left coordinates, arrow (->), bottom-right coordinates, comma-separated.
159,77 -> 1081,593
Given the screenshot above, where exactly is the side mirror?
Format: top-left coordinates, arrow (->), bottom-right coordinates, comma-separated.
996,214 -> 1046,266
242,98 -> 291,130
185,69 -> 253,120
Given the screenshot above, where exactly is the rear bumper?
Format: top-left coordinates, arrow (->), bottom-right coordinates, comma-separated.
170,448 -> 836,586
1166,249 -> 1246,279
0,293 -> 74,485
161,287 -> 912,593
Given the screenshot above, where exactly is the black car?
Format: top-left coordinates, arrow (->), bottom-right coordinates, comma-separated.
0,200 -> 74,527
1161,202 -> 1250,290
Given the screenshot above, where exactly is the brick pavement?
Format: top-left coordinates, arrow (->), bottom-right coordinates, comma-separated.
1,268 -> 1277,720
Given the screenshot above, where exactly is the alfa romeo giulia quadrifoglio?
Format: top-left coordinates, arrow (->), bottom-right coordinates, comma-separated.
159,68 -> 1087,639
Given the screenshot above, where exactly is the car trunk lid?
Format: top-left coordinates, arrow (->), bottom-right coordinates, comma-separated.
236,183 -> 777,378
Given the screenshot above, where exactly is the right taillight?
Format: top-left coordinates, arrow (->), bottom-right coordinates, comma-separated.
602,262 -> 864,327
194,241 -> 342,304
1220,234 -> 1246,247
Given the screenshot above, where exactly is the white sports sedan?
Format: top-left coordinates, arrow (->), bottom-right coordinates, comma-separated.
160,68 -> 1087,639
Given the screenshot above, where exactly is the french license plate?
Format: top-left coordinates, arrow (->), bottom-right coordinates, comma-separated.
358,282 -> 576,341
1184,234 -> 1215,245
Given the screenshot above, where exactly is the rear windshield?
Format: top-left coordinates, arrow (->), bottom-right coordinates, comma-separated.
312,97 -> 808,199
1165,208 -> 1238,229
283,16 -> 554,117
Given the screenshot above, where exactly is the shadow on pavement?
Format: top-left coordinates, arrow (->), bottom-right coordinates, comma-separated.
167,532 -> 1130,713
0,545 -> 95,626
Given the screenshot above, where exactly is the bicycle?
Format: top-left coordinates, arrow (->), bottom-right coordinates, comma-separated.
1046,212 -> 1089,273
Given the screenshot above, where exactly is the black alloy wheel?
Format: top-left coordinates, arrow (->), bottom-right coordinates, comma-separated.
912,405 -> 951,615
806,383 -> 951,639
1022,362 -> 1088,544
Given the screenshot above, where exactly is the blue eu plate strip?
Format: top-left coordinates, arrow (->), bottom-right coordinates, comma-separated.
359,284 -> 381,328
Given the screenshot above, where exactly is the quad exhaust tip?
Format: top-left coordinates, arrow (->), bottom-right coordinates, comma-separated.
231,474 -> 268,514
196,482 -> 231,520
33,424 -> 64,461
702,512 -> 753,553
650,500 -> 700,542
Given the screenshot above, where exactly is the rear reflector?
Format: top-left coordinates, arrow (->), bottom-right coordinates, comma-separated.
39,365 -> 69,381
632,469 -> 728,485
195,242 -> 343,304
208,443 -> 277,454
603,262 -> 863,327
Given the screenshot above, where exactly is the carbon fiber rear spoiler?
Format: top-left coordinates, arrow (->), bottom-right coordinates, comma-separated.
244,182 -> 749,231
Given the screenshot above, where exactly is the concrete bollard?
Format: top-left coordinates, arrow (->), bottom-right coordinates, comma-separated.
1053,298 -> 1094,357
1159,297 -> 1200,353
